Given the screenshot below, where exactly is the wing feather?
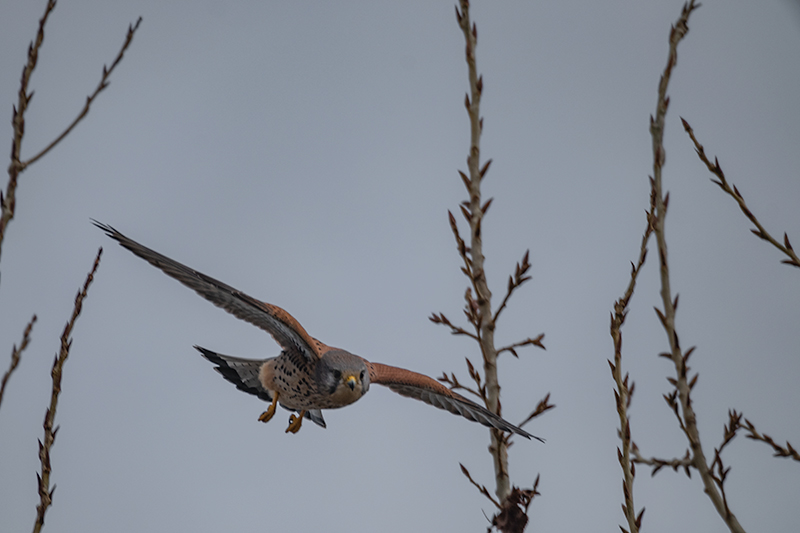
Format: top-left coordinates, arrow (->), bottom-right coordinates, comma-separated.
96,221 -> 324,362
366,361 -> 542,441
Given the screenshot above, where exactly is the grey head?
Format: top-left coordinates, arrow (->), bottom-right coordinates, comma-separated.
315,349 -> 370,407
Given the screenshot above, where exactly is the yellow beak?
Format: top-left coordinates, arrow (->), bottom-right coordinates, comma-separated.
345,375 -> 357,390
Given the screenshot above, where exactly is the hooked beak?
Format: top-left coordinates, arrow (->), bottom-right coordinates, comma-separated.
345,375 -> 357,390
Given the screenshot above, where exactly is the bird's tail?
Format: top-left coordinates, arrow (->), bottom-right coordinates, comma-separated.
195,346 -> 326,428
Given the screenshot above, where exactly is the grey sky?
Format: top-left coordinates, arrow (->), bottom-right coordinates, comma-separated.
1,1 -> 798,532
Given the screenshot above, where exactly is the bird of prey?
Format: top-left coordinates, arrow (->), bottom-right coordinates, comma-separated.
95,222 -> 541,441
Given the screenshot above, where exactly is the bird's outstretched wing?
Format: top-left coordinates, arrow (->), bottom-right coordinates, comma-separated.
195,346 -> 326,428
365,361 -> 542,441
95,221 -> 326,362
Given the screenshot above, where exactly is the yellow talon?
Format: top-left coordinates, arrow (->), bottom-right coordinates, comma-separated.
258,392 -> 280,423
285,411 -> 306,434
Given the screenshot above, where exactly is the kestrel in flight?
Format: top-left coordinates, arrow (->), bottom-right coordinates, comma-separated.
95,222 -> 541,441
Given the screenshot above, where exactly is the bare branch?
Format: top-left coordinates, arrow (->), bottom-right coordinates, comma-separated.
1,1 -> 141,265
460,463 -> 501,509
708,411 -> 740,520
720,410 -> 800,462
462,287 -> 481,333
633,446 -> 693,477
681,118 -> 800,268
0,314 -> 37,410
447,210 -> 478,291
455,0 -> 514,501
743,422 -> 799,461
608,179 -> 656,533
518,393 -> 555,429
1,0 -> 57,262
662,389 -> 689,436
493,250 -> 533,323
442,3 -> 550,521
716,409 -> 743,457
497,335 -> 545,358
649,3 -> 745,531
465,357 -> 486,398
33,248 -> 102,533
429,312 -> 479,341
22,17 -> 143,169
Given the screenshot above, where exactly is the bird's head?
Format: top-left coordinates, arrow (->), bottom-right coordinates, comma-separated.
316,350 -> 370,406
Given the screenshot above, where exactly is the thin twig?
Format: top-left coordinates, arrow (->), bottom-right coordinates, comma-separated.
1,0 -> 57,262
438,369 -> 484,401
742,422 -> 799,462
448,209 -> 480,303
22,17 -> 142,170
493,250 -> 532,323
517,393 -> 555,430
460,463 -> 501,509
33,248 -> 102,533
1,6 -> 141,264
608,181 -> 655,533
464,357 -> 487,402
497,335 -> 545,358
681,118 -> 800,268
661,388 -> 690,436
632,447 -> 693,477
723,410 -> 800,462
649,3 -> 745,532
429,312 -> 480,341
0,314 -> 37,410
707,410 -> 745,520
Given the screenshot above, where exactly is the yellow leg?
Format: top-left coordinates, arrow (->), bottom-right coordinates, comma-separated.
258,392 -> 280,423
285,410 -> 306,434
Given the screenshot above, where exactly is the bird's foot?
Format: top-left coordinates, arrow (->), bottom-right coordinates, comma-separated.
285,411 -> 306,434
258,393 -> 280,423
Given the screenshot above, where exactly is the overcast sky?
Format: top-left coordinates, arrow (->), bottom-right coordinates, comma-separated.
1,1 -> 799,532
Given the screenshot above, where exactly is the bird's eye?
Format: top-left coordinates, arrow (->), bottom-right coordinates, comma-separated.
333,369 -> 341,381
360,370 -> 365,381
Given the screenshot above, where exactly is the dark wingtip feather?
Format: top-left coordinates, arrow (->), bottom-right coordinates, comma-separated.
91,219 -> 117,236
194,344 -> 220,363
